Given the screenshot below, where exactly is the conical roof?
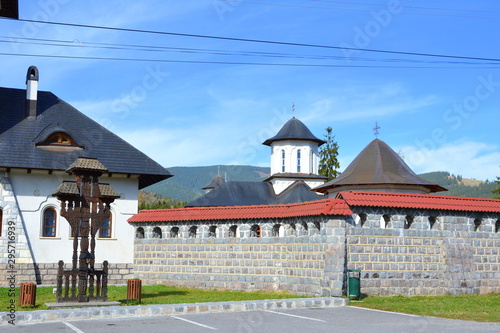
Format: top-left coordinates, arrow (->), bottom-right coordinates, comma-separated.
314,139 -> 447,193
202,174 -> 225,190
263,117 -> 325,146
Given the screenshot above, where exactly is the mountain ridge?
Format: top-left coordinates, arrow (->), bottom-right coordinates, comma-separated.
142,167 -> 497,203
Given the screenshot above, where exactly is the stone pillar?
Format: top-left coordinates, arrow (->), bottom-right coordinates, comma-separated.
323,217 -> 346,297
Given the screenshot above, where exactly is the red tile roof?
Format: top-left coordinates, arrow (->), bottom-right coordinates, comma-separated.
129,191 -> 500,223
128,199 -> 353,223
337,191 -> 500,213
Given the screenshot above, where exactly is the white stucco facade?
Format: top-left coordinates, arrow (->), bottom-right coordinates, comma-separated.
270,140 -> 319,175
1,169 -> 138,265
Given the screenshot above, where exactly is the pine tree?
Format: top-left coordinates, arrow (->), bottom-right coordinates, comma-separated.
318,126 -> 340,181
493,176 -> 500,199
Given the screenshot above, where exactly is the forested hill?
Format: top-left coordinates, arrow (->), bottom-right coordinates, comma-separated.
418,171 -> 497,198
142,167 -> 498,203
144,165 -> 271,202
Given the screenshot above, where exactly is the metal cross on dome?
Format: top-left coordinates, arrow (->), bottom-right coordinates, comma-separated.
373,122 -> 380,138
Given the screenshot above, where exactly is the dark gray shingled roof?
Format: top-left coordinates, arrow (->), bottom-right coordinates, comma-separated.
264,172 -> 328,183
275,180 -> 323,204
263,117 -> 325,146
314,139 -> 447,193
186,180 -> 322,207
202,174 -> 225,190
0,87 -> 172,188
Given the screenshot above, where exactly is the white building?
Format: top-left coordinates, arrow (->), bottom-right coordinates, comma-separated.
186,117 -> 327,207
0,66 -> 171,285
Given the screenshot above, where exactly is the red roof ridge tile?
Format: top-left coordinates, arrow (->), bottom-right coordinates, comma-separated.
336,190 -> 500,213
128,198 -> 352,223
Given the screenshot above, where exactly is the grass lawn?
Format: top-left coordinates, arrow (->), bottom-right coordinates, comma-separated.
350,293 -> 500,322
0,285 -> 305,311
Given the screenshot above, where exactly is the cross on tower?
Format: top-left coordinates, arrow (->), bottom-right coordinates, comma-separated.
373,122 -> 380,138
292,102 -> 295,117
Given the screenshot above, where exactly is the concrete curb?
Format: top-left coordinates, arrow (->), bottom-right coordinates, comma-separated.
1,297 -> 347,325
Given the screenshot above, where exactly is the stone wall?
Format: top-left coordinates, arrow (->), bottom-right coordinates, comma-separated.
133,217 -> 346,297
0,263 -> 134,286
346,208 -> 500,296
132,207 -> 500,297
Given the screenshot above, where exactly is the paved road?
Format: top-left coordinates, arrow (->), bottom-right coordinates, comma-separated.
4,307 -> 499,332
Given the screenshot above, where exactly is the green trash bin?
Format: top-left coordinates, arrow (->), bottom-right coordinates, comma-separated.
347,269 -> 361,300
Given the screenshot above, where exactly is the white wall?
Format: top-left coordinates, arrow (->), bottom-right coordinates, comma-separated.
8,169 -> 138,264
270,140 -> 319,175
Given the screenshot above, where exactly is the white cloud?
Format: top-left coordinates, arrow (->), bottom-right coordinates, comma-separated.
300,83 -> 439,124
399,141 -> 500,181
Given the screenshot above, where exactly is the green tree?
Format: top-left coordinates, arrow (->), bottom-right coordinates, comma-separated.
493,176 -> 500,199
318,126 -> 340,181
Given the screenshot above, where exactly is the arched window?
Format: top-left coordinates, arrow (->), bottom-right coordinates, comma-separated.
496,219 -> 500,233
272,224 -> 281,237
136,227 -> 145,239
381,214 -> 391,229
99,213 -> 112,238
152,227 -> 162,238
404,215 -> 414,230
313,221 -> 321,235
297,149 -> 301,173
170,227 -> 179,238
208,226 -> 217,238
229,225 -> 237,237
250,225 -> 261,237
281,149 -> 286,172
428,216 -> 437,230
356,213 -> 367,227
36,132 -> 82,151
473,218 -> 482,232
301,222 -> 308,236
42,208 -> 57,237
0,208 -> 2,237
189,226 -> 197,238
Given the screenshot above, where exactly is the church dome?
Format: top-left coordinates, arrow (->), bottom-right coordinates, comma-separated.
263,117 -> 325,146
314,139 -> 447,194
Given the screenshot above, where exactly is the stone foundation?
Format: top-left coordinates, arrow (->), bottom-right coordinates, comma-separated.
0,263 -> 134,286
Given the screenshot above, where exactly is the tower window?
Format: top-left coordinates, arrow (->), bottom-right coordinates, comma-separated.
297,149 -> 301,173
281,149 -> 285,172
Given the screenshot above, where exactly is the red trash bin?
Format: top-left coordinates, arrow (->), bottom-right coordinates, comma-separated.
19,282 -> 37,306
127,279 -> 142,302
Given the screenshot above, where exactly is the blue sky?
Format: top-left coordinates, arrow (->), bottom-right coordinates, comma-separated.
1,0 -> 500,181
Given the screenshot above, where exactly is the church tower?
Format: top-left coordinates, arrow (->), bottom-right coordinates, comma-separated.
263,117 -> 327,194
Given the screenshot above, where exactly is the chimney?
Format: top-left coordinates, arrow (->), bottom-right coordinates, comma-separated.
25,66 -> 39,120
